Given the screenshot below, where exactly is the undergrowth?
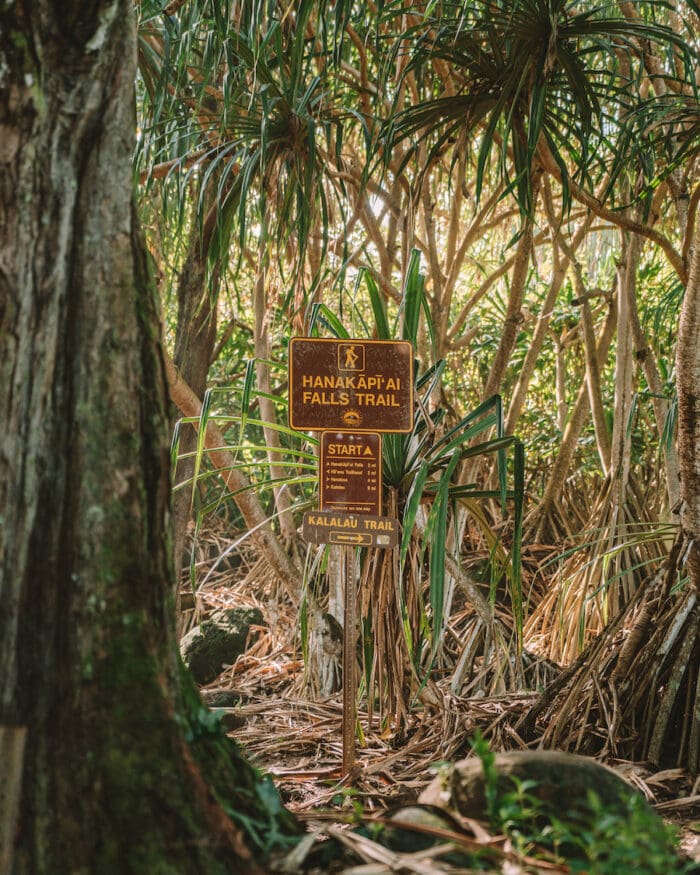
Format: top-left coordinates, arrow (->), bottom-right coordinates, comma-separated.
471,734 -> 697,874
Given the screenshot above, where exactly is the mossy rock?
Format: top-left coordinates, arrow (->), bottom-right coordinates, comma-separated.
180,607 -> 264,685
201,689 -> 243,708
200,690 -> 246,730
419,750 -> 658,825
373,804 -> 461,853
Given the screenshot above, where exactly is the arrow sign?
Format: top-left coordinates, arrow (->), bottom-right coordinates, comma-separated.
302,510 -> 399,549
330,532 -> 373,546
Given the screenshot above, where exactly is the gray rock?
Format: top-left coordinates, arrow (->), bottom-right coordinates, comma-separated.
200,689 -> 242,708
420,749 -> 657,824
373,805 -> 463,852
180,607 -> 264,685
219,711 -> 246,731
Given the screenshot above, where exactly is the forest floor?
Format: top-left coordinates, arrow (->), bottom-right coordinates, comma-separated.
182,527 -> 700,871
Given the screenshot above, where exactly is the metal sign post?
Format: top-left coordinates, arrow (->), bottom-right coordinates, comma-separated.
342,546 -> 356,775
289,335 -> 413,777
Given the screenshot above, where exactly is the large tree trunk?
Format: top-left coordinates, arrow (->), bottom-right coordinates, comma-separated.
672,217 -> 700,769
0,3 -> 296,871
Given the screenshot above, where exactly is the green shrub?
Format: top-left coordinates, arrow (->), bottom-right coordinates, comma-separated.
472,735 -> 695,874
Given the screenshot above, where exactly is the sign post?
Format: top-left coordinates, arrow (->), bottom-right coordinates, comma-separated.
289,336 -> 413,775
342,546 -> 356,776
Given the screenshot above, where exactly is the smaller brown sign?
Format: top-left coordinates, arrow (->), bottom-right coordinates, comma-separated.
302,511 -> 399,549
320,432 -> 382,516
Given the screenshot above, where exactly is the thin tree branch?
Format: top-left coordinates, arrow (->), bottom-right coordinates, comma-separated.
164,353 -> 302,596
537,142 -> 686,282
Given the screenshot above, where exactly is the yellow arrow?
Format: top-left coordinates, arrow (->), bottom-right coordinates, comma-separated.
331,532 -> 372,545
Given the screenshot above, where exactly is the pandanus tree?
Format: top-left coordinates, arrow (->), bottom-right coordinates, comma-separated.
0,0 -> 298,870
522,222 -> 700,767
509,4 -> 700,766
137,0 -> 353,575
383,0 -> 689,398
378,0 -> 639,614
310,259 -> 527,734
130,0 -> 700,765
374,0 -> 700,765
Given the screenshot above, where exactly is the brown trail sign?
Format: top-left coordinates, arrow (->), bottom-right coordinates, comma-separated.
288,336 -> 413,776
302,510 -> 399,549
289,337 -> 413,433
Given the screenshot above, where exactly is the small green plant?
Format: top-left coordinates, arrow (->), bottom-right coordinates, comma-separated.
555,791 -> 696,875
470,731 -> 499,824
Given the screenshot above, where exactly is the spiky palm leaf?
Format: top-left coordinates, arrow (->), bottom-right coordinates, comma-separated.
136,0 -> 356,282
382,0 -> 692,213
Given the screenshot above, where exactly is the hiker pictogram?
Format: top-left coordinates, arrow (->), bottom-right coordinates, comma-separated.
339,343 -> 364,371
344,345 -> 359,368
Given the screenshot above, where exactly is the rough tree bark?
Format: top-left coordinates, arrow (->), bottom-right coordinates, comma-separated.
677,218 -> 700,597
0,3 -> 296,871
672,217 -> 700,769
171,196 -> 220,579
